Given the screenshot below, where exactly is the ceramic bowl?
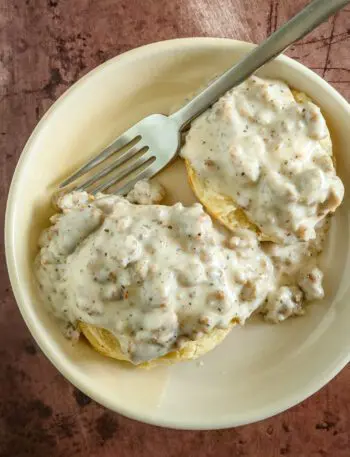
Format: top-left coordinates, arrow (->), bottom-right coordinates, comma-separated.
5,38 -> 350,429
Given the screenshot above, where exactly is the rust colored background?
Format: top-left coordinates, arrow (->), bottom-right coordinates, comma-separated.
1,1 -> 350,456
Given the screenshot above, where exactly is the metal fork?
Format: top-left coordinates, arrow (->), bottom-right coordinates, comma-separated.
60,0 -> 349,195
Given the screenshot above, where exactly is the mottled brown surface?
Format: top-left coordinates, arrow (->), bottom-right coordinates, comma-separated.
1,0 -> 350,456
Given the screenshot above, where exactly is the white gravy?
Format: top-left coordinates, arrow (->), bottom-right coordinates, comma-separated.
35,191 -> 274,363
260,218 -> 328,322
181,76 -> 344,243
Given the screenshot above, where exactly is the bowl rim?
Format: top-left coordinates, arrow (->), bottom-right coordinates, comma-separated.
5,37 -> 350,430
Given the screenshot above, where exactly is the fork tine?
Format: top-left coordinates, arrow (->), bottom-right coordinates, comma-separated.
59,126 -> 140,188
115,161 -> 160,196
91,153 -> 155,194
76,143 -> 147,191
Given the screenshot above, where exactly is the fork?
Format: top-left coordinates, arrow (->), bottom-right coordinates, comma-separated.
60,0 -> 349,195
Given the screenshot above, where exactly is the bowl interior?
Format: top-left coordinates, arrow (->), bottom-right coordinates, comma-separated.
6,38 -> 350,429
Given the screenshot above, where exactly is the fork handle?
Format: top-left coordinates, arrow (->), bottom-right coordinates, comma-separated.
171,0 -> 350,129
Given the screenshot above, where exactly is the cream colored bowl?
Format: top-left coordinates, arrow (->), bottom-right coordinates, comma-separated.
5,38 -> 350,429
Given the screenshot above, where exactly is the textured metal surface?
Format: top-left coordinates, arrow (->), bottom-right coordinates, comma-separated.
0,1 -> 349,456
